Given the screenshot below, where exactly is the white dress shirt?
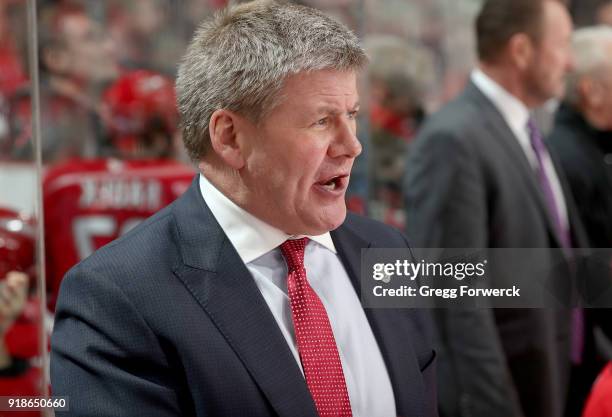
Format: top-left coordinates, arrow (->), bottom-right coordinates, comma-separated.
199,174 -> 396,417
471,69 -> 570,232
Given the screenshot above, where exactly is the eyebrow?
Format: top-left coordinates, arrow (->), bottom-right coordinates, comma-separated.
314,102 -> 361,115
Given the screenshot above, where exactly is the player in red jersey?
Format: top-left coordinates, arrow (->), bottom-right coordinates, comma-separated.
43,70 -> 195,310
0,208 -> 44,417
102,69 -> 180,159
43,158 -> 194,309
582,363 -> 612,417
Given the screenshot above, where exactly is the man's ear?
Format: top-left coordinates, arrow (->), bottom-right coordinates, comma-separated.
508,33 -> 534,71
209,109 -> 246,169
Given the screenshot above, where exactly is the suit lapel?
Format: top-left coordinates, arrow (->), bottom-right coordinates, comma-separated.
465,82 -> 565,248
331,222 -> 427,416
172,178 -> 318,417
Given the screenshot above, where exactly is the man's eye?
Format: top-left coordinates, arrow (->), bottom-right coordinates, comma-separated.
348,110 -> 359,119
315,118 -> 329,126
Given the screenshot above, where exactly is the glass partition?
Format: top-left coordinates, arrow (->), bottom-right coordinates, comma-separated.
0,0 -> 47,414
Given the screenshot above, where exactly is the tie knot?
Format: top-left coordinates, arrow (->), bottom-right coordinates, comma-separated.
527,118 -> 544,149
526,117 -> 538,132
280,238 -> 309,271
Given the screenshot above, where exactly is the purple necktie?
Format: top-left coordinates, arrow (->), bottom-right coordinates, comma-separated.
527,118 -> 583,364
527,118 -> 572,249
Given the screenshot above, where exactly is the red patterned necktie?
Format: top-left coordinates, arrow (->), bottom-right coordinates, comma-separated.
280,238 -> 353,417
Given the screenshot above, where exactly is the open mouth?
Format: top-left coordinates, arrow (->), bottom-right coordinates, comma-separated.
316,175 -> 348,193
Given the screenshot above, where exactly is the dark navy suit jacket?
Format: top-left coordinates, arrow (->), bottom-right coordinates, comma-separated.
51,177 -> 437,417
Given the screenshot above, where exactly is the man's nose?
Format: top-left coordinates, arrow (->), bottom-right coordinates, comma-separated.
329,120 -> 362,159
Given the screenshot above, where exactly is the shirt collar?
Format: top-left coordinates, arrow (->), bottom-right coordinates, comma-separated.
199,173 -> 337,264
471,68 -> 531,132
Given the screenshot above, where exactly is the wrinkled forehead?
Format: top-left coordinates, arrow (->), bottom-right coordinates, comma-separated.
277,70 -> 359,106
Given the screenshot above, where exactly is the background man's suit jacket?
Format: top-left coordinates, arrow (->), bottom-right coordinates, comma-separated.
403,81 -> 589,417
51,176 -> 437,417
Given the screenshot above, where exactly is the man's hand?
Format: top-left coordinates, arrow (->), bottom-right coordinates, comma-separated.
0,271 -> 29,336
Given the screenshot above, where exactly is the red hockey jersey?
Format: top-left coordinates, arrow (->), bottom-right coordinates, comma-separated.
43,158 -> 194,309
582,363 -> 612,417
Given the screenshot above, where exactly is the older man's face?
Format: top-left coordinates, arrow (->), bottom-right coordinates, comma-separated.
591,57 -> 612,130
239,69 -> 362,235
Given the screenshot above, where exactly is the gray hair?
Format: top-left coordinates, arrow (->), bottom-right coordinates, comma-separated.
176,0 -> 368,161
566,25 -> 612,105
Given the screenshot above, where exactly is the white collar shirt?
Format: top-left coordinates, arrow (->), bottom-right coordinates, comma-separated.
199,173 -> 396,417
471,69 -> 569,232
